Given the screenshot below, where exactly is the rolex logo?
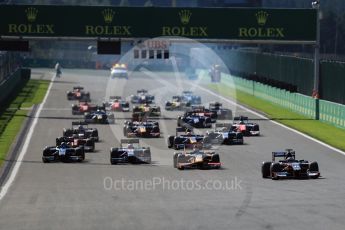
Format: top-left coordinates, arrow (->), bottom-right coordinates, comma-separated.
255,11 -> 268,26
102,9 -> 115,24
25,7 -> 38,22
179,10 -> 192,25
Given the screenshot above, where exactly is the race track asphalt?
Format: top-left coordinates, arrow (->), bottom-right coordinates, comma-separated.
0,68 -> 344,230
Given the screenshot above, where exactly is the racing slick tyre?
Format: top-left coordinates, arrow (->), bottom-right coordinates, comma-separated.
110,148 -> 119,165
211,154 -> 220,163
63,129 -> 73,137
167,136 -> 175,148
42,158 -> 50,163
270,163 -> 282,180
177,118 -> 182,127
309,161 -> 319,179
173,153 -> 179,168
123,126 -> 128,137
261,162 -> 271,178
76,147 -> 85,162
211,154 -> 221,169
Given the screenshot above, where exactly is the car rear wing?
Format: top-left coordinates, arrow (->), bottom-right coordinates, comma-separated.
137,89 -> 148,94
191,105 -> 205,110
72,121 -> 88,127
209,102 -> 222,107
73,86 -> 84,90
272,150 -> 295,162
176,127 -> 193,136
109,96 -> 122,100
172,95 -> 181,100
132,112 -> 147,122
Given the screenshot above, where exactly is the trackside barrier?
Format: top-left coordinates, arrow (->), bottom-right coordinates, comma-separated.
219,74 -> 345,129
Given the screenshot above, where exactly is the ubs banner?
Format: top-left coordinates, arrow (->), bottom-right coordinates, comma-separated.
0,5 -> 317,43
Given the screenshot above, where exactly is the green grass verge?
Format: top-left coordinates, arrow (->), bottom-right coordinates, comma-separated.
0,79 -> 49,166
208,83 -> 345,151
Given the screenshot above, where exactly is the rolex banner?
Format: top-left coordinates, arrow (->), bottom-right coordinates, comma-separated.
0,5 -> 317,43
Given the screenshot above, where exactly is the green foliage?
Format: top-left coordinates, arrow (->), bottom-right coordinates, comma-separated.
0,80 -> 49,166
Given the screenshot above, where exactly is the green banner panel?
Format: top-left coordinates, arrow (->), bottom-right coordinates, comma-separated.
0,5 -> 316,42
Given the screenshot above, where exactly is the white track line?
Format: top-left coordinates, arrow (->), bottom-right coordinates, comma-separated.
0,73 -> 55,200
195,84 -> 345,156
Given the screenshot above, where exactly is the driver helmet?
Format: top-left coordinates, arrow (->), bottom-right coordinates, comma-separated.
127,144 -> 134,149
286,157 -> 294,162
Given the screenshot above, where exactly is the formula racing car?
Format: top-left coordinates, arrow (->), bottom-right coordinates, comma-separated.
209,102 -> 233,120
63,121 -> 99,142
130,89 -> 155,104
177,111 -> 212,129
261,149 -> 320,179
181,91 -> 201,105
173,149 -> 221,170
56,135 -> 95,152
165,96 -> 191,111
110,139 -> 151,164
84,110 -> 115,124
231,116 -> 260,136
123,120 -> 160,138
132,104 -> 161,117
42,142 -> 85,163
72,100 -> 105,115
105,96 -> 130,112
66,86 -> 90,101
167,127 -> 206,150
204,123 -> 243,145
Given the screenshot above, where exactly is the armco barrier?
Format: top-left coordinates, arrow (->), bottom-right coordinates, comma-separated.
0,68 -> 31,108
220,74 -> 345,129
218,50 -> 345,104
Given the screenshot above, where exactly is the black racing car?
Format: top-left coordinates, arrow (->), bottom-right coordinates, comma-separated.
231,116 -> 260,136
209,102 -> 233,120
66,86 -> 90,101
63,121 -> 99,142
177,112 -> 212,129
204,123 -> 243,145
167,127 -> 206,150
110,139 -> 151,164
189,105 -> 217,123
261,149 -> 320,180
84,110 -> 115,124
123,120 -> 160,138
42,143 -> 85,163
